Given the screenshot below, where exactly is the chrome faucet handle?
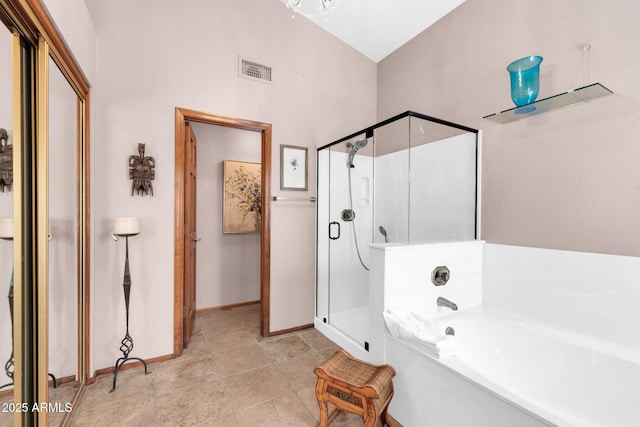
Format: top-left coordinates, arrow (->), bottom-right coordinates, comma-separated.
432,266 -> 450,286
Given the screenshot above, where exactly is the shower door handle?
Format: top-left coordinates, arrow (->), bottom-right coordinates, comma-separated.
329,221 -> 340,240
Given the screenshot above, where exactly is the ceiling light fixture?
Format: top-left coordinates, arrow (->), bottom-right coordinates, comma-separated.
286,0 -> 342,19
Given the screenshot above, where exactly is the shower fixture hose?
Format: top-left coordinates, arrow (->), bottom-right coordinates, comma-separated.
348,166 -> 369,271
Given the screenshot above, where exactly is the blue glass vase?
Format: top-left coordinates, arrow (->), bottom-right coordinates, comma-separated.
507,56 -> 543,107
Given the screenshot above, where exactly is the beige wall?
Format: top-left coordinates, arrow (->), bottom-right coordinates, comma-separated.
43,0 -> 97,85
86,0 -> 377,369
378,0 -> 640,256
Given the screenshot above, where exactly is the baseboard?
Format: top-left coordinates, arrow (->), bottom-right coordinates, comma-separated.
196,300 -> 260,314
266,323 -> 314,337
52,374 -> 77,387
0,374 -> 77,398
92,353 -> 174,379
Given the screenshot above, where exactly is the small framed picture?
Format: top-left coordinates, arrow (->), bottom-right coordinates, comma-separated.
280,145 -> 308,191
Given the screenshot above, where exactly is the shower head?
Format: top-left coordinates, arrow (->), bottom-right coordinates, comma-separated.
378,225 -> 388,243
347,138 -> 368,168
346,139 -> 368,150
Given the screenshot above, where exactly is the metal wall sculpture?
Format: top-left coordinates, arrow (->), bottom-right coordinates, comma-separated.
0,129 -> 12,192
128,143 -> 156,196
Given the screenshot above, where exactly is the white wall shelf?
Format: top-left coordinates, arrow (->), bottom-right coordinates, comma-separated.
483,83 -> 613,124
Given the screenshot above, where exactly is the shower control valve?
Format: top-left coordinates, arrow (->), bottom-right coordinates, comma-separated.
431,266 -> 450,286
341,209 -> 356,222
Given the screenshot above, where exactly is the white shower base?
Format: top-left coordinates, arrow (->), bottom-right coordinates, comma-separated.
314,306 -> 371,361
330,306 -> 369,343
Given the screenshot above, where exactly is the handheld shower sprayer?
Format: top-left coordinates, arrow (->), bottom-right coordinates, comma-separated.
347,138 -> 368,168
343,137 -> 371,271
378,226 -> 389,243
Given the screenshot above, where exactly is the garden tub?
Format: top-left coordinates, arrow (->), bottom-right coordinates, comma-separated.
384,305 -> 640,427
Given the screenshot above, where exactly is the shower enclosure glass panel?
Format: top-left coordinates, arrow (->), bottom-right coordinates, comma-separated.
317,148 -> 329,324
327,134 -> 373,346
374,117 -> 410,245
317,112 -> 478,351
409,116 -> 477,241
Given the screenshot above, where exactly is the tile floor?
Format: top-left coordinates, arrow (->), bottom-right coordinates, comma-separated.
67,304 -> 399,426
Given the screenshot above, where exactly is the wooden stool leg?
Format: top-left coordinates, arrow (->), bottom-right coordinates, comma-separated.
381,404 -> 391,427
363,415 -> 376,427
363,398 -> 376,427
316,402 -> 329,427
315,379 -> 329,427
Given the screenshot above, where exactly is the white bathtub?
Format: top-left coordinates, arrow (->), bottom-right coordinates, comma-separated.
386,305 -> 640,427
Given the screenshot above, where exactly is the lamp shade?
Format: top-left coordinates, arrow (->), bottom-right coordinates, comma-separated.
0,217 -> 13,239
113,217 -> 140,235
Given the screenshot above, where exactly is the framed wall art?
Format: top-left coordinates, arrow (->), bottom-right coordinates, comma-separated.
280,144 -> 308,191
223,160 -> 261,233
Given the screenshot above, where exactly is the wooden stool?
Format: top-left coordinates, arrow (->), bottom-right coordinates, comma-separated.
314,350 -> 396,427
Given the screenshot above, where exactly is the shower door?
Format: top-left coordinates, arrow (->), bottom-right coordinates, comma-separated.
320,135 -> 374,349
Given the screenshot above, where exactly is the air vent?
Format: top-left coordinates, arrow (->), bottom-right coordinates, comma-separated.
239,57 -> 273,84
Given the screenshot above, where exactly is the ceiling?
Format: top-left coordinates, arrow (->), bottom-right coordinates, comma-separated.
281,0 -> 467,63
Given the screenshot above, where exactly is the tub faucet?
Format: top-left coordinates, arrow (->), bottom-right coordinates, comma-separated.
437,297 -> 458,311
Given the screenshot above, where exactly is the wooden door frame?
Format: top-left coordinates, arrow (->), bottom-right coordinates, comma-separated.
174,107 -> 272,357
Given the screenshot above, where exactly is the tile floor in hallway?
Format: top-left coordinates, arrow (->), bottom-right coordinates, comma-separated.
69,304 -> 398,426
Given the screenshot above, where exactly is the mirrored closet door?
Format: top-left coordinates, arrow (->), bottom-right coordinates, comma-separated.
0,1 -> 90,425
38,35 -> 90,427
0,16 -> 15,427
46,55 -> 80,426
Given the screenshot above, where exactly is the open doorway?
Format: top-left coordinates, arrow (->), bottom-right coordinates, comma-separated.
174,108 -> 272,357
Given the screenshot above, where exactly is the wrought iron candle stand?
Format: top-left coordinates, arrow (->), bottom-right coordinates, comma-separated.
0,227 -> 12,390
110,228 -> 150,392
0,264 -> 14,391
0,234 -> 57,391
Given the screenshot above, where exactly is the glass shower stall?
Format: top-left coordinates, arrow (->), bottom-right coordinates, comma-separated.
316,111 -> 479,353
